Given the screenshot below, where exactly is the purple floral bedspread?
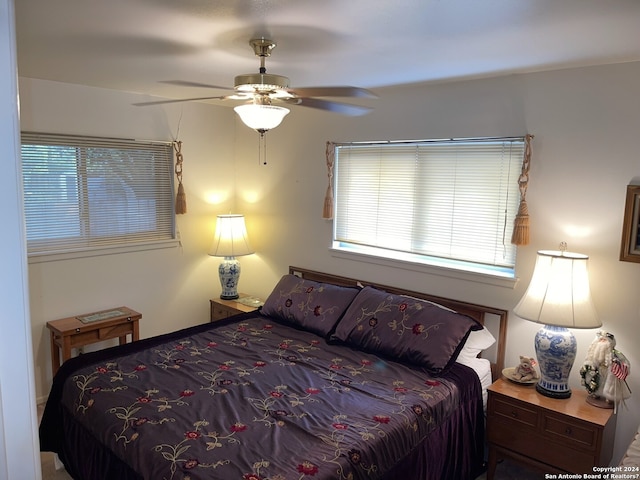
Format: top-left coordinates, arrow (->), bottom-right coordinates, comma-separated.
41,312 -> 483,480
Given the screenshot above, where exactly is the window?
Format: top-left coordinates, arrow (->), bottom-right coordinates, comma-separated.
333,137 -> 526,278
21,132 -> 176,259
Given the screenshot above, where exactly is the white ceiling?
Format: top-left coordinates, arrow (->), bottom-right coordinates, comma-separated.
14,0 -> 640,104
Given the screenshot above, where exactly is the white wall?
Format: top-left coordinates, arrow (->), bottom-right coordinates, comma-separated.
21,61 -> 640,464
0,0 -> 40,477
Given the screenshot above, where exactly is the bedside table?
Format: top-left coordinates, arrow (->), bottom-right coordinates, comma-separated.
487,378 -> 616,479
47,307 -> 141,376
210,294 -> 262,322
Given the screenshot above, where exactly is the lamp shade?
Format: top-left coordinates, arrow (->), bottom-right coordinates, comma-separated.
208,214 -> 254,258
513,249 -> 600,329
234,104 -> 290,132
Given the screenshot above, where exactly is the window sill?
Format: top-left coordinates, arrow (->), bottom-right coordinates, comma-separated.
27,239 -> 180,264
329,246 -> 519,289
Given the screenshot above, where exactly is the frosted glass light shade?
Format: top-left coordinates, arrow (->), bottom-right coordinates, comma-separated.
234,104 -> 290,132
513,250 -> 600,329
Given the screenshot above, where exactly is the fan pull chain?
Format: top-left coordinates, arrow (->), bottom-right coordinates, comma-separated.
257,132 -> 268,165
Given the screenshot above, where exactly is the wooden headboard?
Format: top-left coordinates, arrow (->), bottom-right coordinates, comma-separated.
289,266 -> 508,380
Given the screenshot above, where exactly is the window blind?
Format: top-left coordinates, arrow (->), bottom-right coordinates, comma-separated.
21,132 -> 175,256
334,138 -> 525,274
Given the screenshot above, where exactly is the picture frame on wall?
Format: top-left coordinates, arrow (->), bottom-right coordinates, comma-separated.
620,185 -> 640,263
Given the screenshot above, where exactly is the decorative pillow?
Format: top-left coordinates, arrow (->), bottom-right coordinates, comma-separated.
331,286 -> 482,374
400,295 -> 456,313
400,294 -> 496,364
456,326 -> 496,364
261,274 -> 360,337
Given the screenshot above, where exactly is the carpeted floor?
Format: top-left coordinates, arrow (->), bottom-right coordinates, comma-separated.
475,459 -> 544,479
41,452 -> 72,480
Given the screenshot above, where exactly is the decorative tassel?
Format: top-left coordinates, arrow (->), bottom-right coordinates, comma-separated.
511,199 -> 530,245
175,182 -> 187,214
511,134 -> 533,246
173,140 -> 187,214
323,185 -> 334,219
322,142 -> 335,219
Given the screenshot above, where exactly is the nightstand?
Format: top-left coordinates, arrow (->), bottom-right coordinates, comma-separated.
47,307 -> 141,376
210,294 -> 262,322
487,378 -> 616,479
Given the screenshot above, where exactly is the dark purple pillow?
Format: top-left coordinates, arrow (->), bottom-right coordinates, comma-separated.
261,274 -> 360,337
331,286 -> 482,374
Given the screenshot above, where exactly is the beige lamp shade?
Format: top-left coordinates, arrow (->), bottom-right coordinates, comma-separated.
208,214 -> 254,258
514,249 -> 600,329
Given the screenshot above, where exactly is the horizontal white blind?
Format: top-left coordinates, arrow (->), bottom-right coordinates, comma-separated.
334,138 -> 525,271
21,132 -> 175,256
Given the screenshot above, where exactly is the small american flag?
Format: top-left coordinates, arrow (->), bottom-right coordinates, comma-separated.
611,350 -> 631,395
611,358 -> 629,380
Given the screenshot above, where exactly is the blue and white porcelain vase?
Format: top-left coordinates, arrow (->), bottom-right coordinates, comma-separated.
219,256 -> 241,300
534,325 -> 577,398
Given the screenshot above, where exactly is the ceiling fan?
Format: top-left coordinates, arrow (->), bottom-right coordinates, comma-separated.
134,38 -> 377,134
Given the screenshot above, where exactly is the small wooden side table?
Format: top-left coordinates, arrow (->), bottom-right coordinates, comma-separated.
47,307 -> 141,376
487,377 -> 616,478
210,294 -> 262,322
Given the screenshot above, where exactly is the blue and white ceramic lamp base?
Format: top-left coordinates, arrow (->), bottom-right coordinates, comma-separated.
219,256 -> 241,300
534,325 -> 577,399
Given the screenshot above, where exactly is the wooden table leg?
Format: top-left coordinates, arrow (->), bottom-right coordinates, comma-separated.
132,319 -> 139,341
50,331 -> 61,376
61,336 -> 72,364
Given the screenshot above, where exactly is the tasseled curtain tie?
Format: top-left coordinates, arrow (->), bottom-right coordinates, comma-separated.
511,134 -> 534,245
173,140 -> 187,214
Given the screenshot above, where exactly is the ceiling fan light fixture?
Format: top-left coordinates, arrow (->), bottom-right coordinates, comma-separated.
234,73 -> 290,93
234,104 -> 290,133
135,37 -> 375,120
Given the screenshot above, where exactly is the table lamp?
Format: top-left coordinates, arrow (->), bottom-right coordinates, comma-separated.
208,214 -> 254,300
513,244 -> 601,398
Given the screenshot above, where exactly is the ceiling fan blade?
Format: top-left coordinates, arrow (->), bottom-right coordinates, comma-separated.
284,97 -> 373,116
133,95 -> 229,106
288,86 -> 377,99
159,80 -> 233,90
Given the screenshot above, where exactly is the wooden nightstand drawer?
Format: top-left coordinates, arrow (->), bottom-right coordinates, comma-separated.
212,304 -> 235,320
210,295 -> 262,322
528,439 -> 595,474
492,396 -> 539,429
543,414 -> 597,449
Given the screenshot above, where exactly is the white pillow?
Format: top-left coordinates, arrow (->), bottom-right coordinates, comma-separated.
456,327 -> 496,363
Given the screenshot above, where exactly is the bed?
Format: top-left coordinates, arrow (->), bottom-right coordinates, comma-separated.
39,266 -> 508,480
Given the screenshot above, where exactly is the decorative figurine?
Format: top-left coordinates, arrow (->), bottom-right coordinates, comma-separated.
512,355 -> 540,382
580,330 -> 631,410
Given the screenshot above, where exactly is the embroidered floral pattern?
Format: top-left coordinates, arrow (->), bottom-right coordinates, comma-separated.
61,316 -> 468,480
333,286 -> 480,373
261,275 -> 360,336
